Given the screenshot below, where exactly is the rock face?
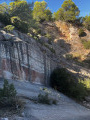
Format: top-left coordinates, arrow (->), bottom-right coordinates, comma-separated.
55,20 -> 79,40
0,29 -> 57,85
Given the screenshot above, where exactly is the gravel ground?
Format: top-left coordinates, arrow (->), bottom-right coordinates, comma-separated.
0,79 -> 90,120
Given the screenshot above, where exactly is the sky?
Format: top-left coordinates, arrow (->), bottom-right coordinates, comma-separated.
0,0 -> 90,17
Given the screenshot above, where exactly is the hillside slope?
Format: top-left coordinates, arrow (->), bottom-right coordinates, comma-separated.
0,21 -> 90,80
38,21 -> 90,79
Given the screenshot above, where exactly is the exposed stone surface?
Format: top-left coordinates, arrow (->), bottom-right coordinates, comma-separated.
0,29 -> 57,85
85,96 -> 90,102
0,20 -> 90,85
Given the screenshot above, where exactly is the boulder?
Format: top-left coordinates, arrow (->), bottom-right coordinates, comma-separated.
85,96 -> 90,102
0,30 -> 14,40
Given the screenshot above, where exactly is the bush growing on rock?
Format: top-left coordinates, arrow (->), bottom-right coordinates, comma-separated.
0,79 -> 24,109
0,79 -> 16,107
38,87 -> 60,105
50,68 -> 88,100
65,54 -> 73,60
81,39 -> 90,49
83,15 -> 90,31
11,16 -> 28,33
78,28 -> 86,37
0,13 -> 11,25
4,25 -> 15,32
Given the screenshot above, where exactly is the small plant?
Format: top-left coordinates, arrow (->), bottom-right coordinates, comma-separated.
50,68 -> 88,101
11,16 -> 28,33
0,79 -> 16,107
45,33 -> 52,44
44,43 -> 55,53
48,39 -> 52,44
0,13 -> 11,25
0,79 -> 25,109
4,25 -> 15,32
36,28 -> 42,34
50,47 -> 55,53
38,93 -> 51,104
80,79 -> 90,90
65,54 -> 73,60
45,33 -> 51,39
78,28 -> 86,37
81,39 -> 90,49
38,87 -> 60,105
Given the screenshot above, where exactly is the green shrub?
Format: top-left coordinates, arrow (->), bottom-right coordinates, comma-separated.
38,93 -> 51,104
80,79 -> 90,90
4,25 -> 15,32
81,39 -> 90,49
0,79 -> 24,109
0,13 -> 11,25
50,68 -> 74,93
38,87 -> 59,105
83,15 -> 90,31
78,28 -> 86,37
48,39 -> 52,44
65,54 -> 73,60
0,79 -> 16,107
50,47 -> 55,53
45,33 -> 51,39
50,68 -> 87,100
36,28 -> 42,34
69,82 -> 87,100
11,16 -> 28,33
0,79 -> 25,110
44,43 -> 55,53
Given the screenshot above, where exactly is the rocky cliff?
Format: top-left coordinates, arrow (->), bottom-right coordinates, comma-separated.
0,20 -> 90,85
0,25 -> 58,85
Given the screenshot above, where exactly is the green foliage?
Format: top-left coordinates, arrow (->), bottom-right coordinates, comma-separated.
81,39 -> 90,49
0,13 -> 11,25
44,43 -> 55,53
50,68 -> 74,93
0,79 -> 17,107
36,28 -> 42,34
54,8 -> 64,21
33,1 -> 52,22
38,87 -> 59,105
80,79 -> 90,90
11,16 -> 28,33
0,3 -> 11,25
45,33 -> 51,39
0,79 -> 25,109
83,15 -> 90,30
9,0 -> 33,22
54,0 -> 80,22
45,9 -> 52,21
69,81 -> 87,100
45,33 -> 52,44
38,93 -> 51,104
0,0 -> 37,32
0,3 -> 9,14
65,54 -> 73,60
78,28 -> 86,37
4,25 -> 15,32
50,47 -> 55,53
50,68 -> 87,100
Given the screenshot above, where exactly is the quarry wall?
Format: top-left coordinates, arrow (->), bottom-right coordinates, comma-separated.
0,29 -> 58,85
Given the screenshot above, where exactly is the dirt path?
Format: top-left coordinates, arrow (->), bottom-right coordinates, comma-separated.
0,79 -> 90,120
